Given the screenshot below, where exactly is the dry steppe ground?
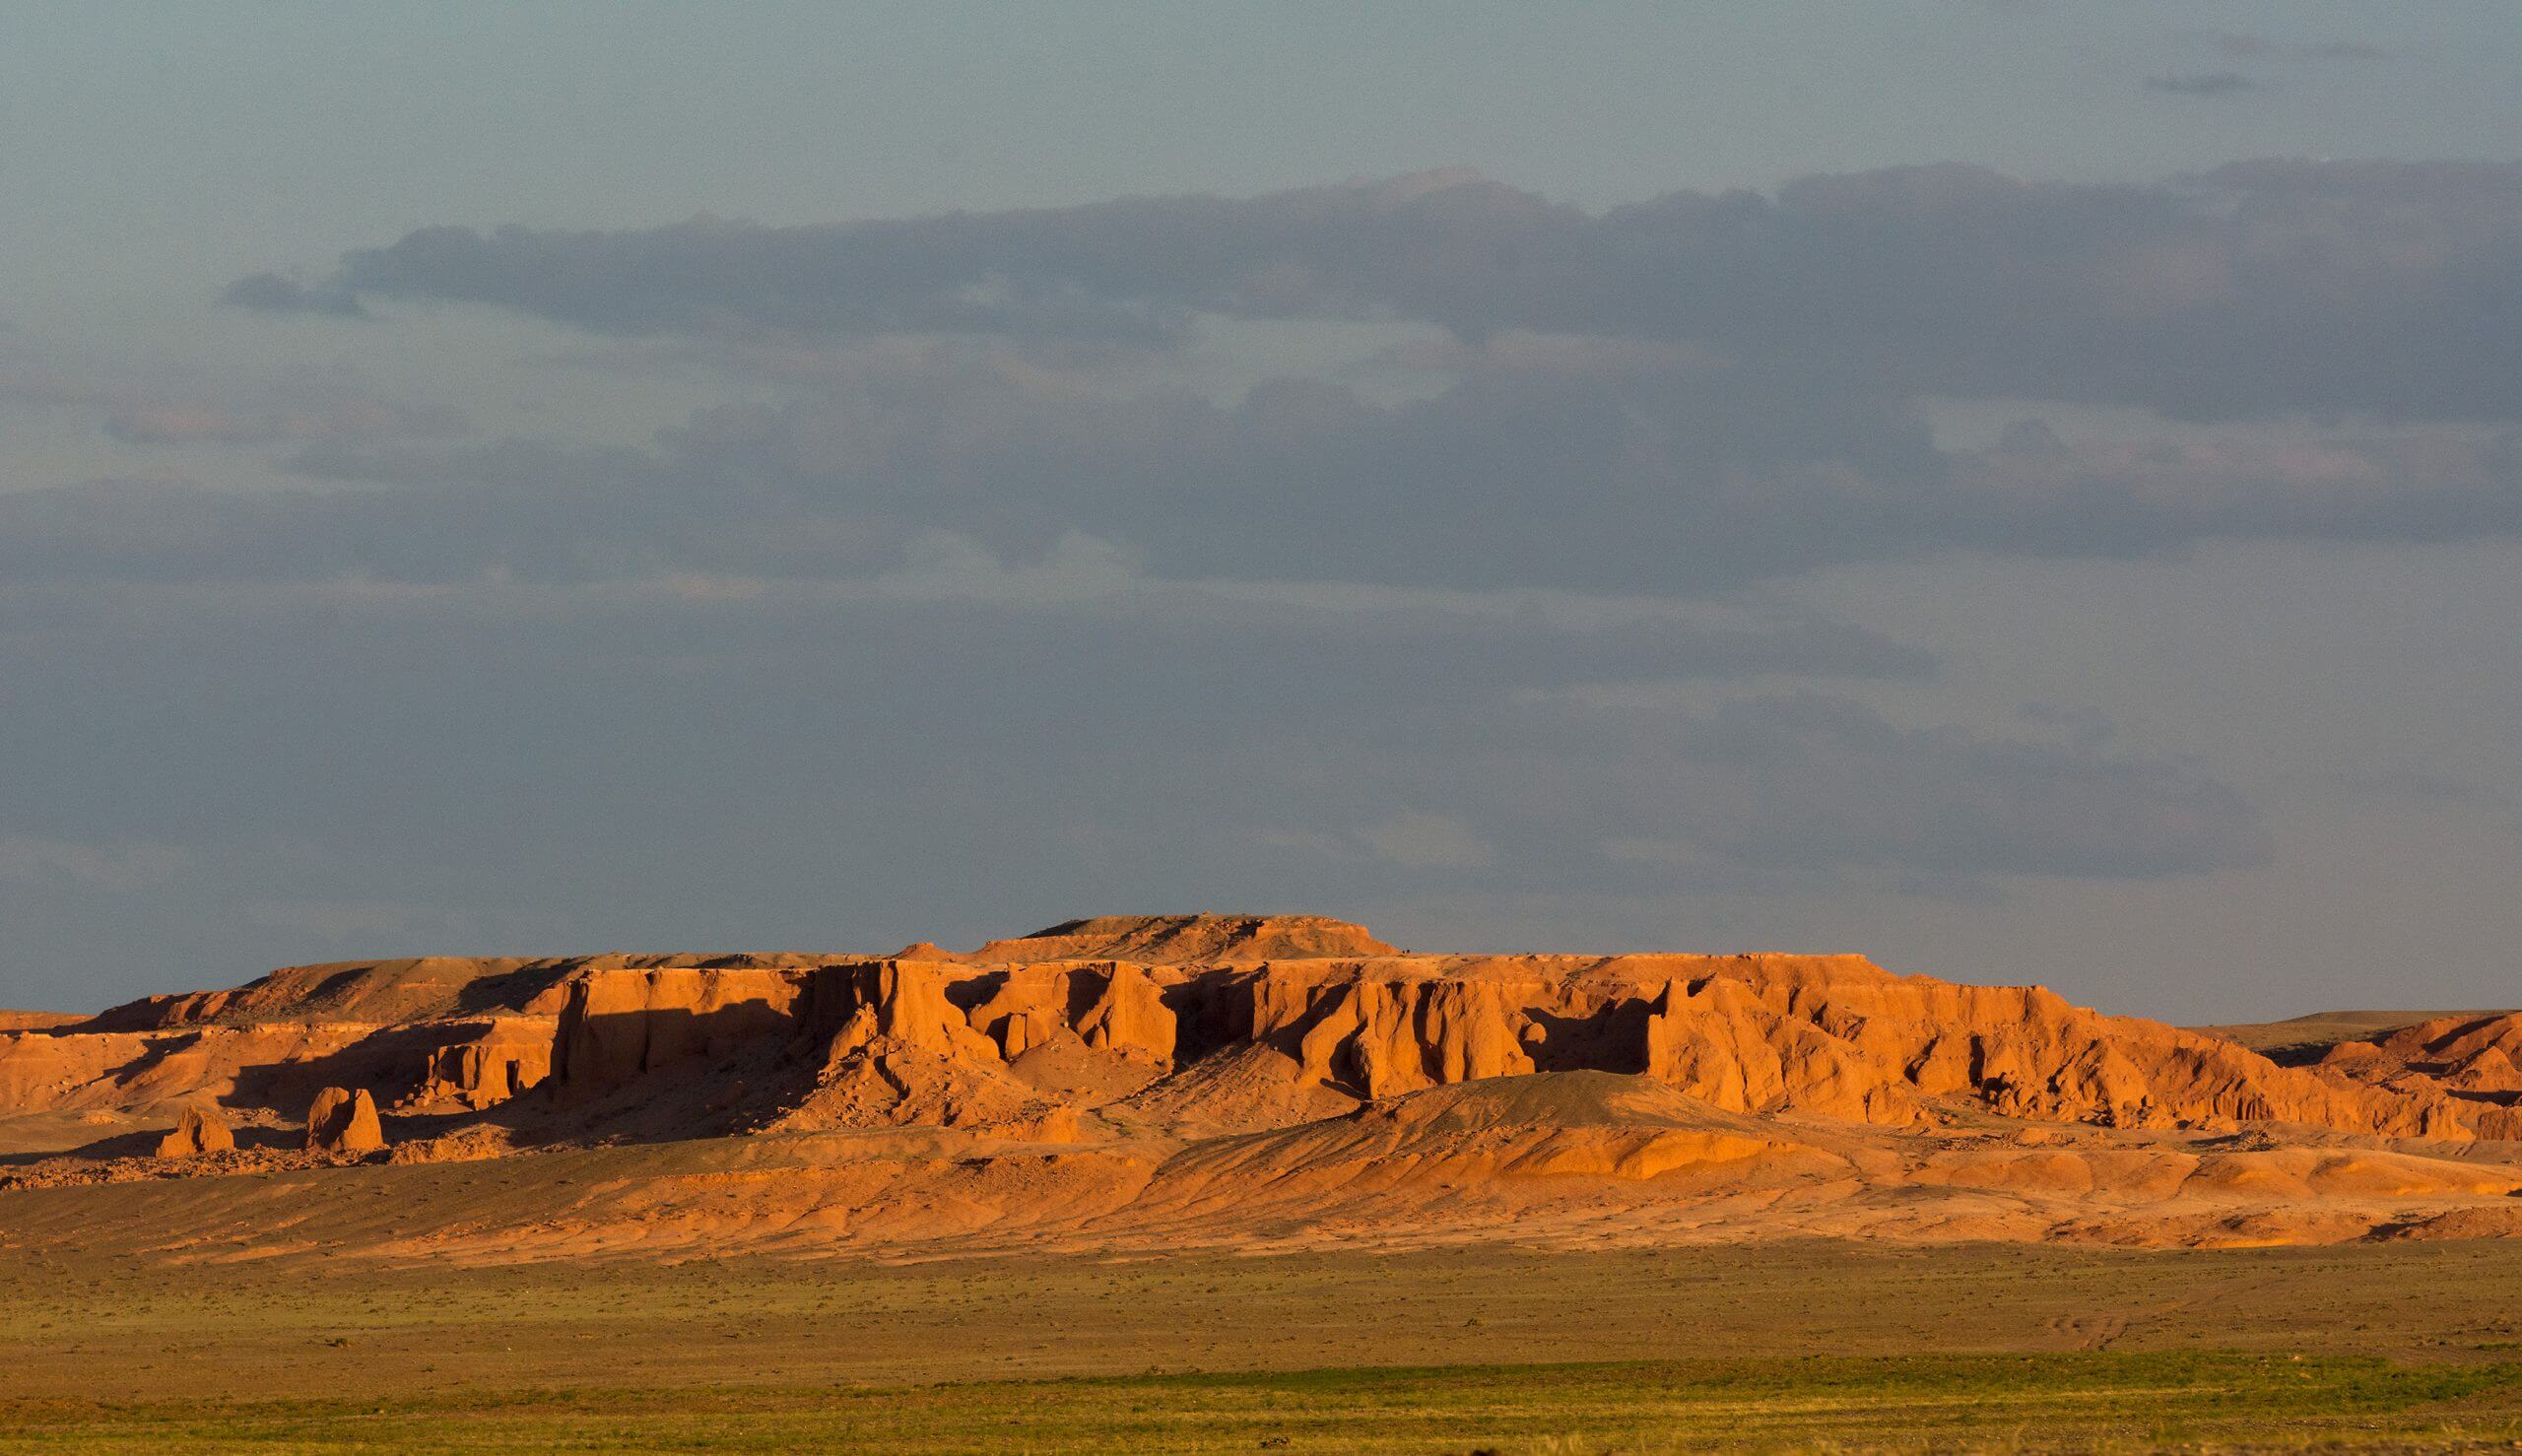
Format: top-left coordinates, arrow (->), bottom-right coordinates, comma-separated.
12,1234 -> 2522,1449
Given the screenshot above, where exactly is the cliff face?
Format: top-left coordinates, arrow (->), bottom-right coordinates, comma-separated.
414,1019 -> 557,1111
499,930 -> 2499,1144
0,917 -> 2506,1159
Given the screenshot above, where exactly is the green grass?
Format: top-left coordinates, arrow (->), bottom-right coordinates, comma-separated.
17,1239 -> 2522,1449
7,1353 -> 2522,1452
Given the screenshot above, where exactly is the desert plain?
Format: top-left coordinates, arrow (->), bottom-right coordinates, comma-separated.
8,913 -> 2522,1450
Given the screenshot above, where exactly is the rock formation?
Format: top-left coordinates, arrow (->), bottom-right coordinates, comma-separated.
549,963 -> 806,1097
971,913 -> 1397,964
412,1018 -> 556,1110
4,918 -> 2506,1148
2321,1012 -> 2522,1105
0,1011 -> 80,1032
5,915 -> 2522,1254
156,1103 -> 234,1158
304,1087 -> 385,1155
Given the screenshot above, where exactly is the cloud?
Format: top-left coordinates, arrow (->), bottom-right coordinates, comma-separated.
2290,767 -> 2516,811
1660,693 -> 2268,880
241,899 -> 452,944
2180,30 -> 2394,63
0,365 -> 463,445
0,567 -> 2252,978
1270,812 -> 1500,873
0,834 -> 189,892
219,273 -> 368,318
1,161 -> 2481,973
236,161 -> 2522,422
2145,72 -> 2257,98
6,354 -> 2517,596
1356,813 -> 1498,871
1248,689 -> 2268,892
870,530 -> 1144,605
103,397 -> 465,445
239,216 -> 1186,341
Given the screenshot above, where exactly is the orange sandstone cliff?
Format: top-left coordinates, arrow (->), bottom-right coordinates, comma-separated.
2,916 -> 2517,1256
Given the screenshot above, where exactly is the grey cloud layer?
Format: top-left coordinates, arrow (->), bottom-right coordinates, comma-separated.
2178,30 -> 2396,63
235,162 -> 2522,422
2146,72 -> 2257,97
47,162 -> 2510,1003
177,163 -> 2522,600
11,359 -> 2514,594
0,366 -> 462,445
0,572 -> 2261,1009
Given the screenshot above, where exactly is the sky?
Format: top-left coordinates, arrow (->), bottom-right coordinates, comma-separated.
2,1 -> 2518,1020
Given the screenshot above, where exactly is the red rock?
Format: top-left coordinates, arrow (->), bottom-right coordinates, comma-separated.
415,1018 -> 557,1110
971,913 -> 1395,964
156,1103 -> 234,1158
305,1087 -> 385,1155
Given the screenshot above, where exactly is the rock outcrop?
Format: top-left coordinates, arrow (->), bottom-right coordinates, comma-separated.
971,914 -> 1396,964
0,1011 -> 80,1032
778,940 -> 2490,1141
413,1018 -> 557,1110
156,1104 -> 234,1158
12,915 -> 2522,1257
1646,977 -> 1921,1124
304,1087 -> 385,1155
1075,962 -> 1176,1063
2323,1013 -> 2522,1086
3,914 -> 2516,1179
548,965 -> 808,1099
1281,974 -> 1536,1097
2316,1013 -> 2522,1129
775,960 -> 1036,1130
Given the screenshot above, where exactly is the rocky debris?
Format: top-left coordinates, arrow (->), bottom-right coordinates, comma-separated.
304,1087 -> 385,1155
156,1104 -> 234,1158
384,1124 -> 515,1164
975,1103 -> 1086,1143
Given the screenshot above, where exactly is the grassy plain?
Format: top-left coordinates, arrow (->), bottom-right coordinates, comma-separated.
9,1239 -> 2522,1448
10,1354 -> 2522,1452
